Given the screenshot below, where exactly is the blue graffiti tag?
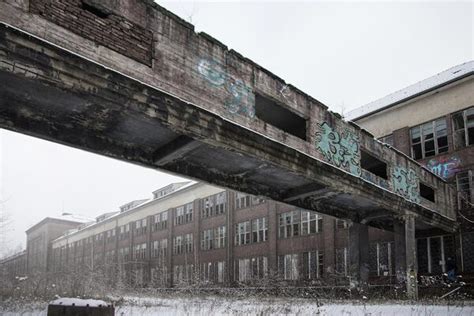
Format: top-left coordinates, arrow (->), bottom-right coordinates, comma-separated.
425,156 -> 460,179
197,59 -> 226,86
197,58 -> 255,118
315,122 -> 361,176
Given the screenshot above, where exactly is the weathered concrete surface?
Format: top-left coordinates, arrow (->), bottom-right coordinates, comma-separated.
0,0 -> 457,233
0,23 -> 456,233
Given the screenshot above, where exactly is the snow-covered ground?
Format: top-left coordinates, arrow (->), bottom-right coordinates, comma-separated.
1,296 -> 473,315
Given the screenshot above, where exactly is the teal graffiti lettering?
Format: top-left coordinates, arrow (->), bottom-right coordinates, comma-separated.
392,166 -> 420,204
315,122 -> 361,176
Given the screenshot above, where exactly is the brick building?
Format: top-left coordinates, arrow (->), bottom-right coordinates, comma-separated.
347,61 -> 474,277
47,181 -> 345,287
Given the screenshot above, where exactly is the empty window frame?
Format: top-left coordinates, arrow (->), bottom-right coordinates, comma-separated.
410,118 -> 448,159
255,94 -> 307,140
251,217 -> 268,243
278,253 -> 299,280
175,203 -> 193,226
235,192 -> 251,210
201,192 -> 227,218
235,221 -> 251,246
419,183 -> 436,202
279,209 -> 322,238
153,211 -> 168,231
360,150 -> 388,179
452,107 -> 474,149
456,170 -> 473,209
302,250 -> 324,279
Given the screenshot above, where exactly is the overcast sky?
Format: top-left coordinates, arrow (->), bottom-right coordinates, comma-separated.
0,0 -> 472,255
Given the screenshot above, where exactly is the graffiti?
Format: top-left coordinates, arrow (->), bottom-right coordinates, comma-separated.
392,166 -> 420,204
197,59 -> 226,86
425,156 -> 461,179
315,122 -> 361,176
197,58 -> 255,118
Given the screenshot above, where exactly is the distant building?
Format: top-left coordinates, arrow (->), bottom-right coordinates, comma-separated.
25,214 -> 94,274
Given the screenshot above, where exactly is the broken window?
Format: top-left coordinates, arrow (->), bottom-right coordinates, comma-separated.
410,118 -> 448,159
361,150 -> 388,179
457,170 -> 473,209
419,183 -> 435,202
452,107 -> 474,149
255,94 -> 307,140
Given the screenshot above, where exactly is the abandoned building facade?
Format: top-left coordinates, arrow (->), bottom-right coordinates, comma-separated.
0,0 -> 471,294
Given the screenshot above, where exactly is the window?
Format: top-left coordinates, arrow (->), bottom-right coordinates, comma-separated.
134,219 -> 147,235
278,254 -> 299,280
215,192 -> 227,214
184,233 -> 193,253
185,203 -> 193,222
302,251 -> 324,279
201,229 -> 213,250
235,192 -> 251,209
175,203 -> 193,226
410,118 -> 448,159
201,196 -> 213,218
134,243 -> 146,260
369,242 -> 393,276
119,224 -> 130,240
419,183 -> 435,202
200,193 -> 227,218
251,217 -> 268,243
217,261 -> 225,283
152,239 -> 168,258
279,210 -> 322,238
301,211 -> 322,235
214,226 -> 226,249
255,94 -> 307,140
175,206 -> 185,226
279,211 -> 299,238
173,236 -> 183,255
235,221 -> 251,245
452,107 -> 474,149
105,229 -> 116,243
360,150 -> 388,179
236,258 -> 251,282
153,211 -> 168,231
457,170 -> 473,209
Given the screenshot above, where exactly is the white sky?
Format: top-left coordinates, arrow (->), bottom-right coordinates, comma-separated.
0,0 -> 472,255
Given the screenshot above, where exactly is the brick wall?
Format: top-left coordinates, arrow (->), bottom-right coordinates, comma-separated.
29,0 -> 153,66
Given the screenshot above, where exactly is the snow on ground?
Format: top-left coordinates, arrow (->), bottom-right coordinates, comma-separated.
1,296 -> 473,315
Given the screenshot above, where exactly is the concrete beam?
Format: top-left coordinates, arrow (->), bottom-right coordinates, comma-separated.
0,23 -> 457,233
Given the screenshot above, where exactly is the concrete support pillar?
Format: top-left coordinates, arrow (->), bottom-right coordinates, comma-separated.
348,222 -> 369,292
394,214 -> 418,300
